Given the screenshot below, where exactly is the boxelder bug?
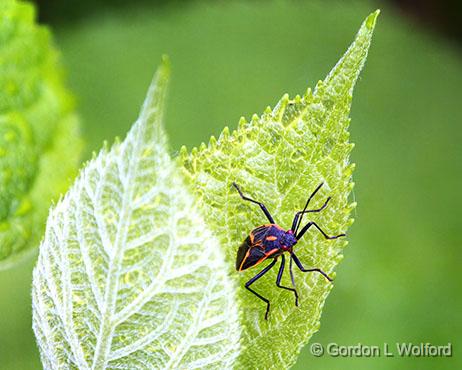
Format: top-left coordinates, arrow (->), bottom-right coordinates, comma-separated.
233,182 -> 345,320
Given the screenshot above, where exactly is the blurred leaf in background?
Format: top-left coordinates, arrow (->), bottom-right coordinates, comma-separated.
0,0 -> 461,369
0,0 -> 82,268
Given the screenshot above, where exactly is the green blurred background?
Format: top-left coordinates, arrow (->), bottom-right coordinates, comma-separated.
1,1 -> 461,369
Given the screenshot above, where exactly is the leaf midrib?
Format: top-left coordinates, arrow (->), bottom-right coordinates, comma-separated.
91,123 -> 142,370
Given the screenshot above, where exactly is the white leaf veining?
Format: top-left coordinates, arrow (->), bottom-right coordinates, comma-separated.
32,60 -> 240,370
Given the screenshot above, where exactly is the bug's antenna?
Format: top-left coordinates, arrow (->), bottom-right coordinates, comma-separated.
295,182 -> 324,234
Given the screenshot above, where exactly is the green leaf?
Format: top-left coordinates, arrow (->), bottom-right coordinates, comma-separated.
32,59 -> 241,369
180,10 -> 379,369
32,9 -> 377,369
0,0 -> 82,267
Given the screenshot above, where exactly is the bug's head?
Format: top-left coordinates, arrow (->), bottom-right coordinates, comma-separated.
281,230 -> 297,248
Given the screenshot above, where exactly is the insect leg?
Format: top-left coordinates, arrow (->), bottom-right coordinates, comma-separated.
245,259 -> 277,320
275,254 -> 299,306
289,255 -> 297,293
291,182 -> 324,232
291,196 -> 331,231
233,182 -> 275,223
296,221 -> 345,241
291,253 -> 333,282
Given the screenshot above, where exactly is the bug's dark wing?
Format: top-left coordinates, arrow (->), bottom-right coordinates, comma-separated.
236,236 -> 255,271
240,246 -> 279,271
236,235 -> 280,271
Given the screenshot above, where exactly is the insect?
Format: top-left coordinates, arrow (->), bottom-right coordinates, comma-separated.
233,182 -> 345,320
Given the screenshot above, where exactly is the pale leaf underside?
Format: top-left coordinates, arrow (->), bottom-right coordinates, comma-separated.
32,62 -> 240,369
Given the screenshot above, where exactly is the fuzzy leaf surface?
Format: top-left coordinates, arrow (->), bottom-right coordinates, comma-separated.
32,61 -> 240,369
180,11 -> 379,369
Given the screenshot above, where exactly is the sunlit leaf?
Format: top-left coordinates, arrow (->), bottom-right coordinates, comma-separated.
180,11 -> 379,369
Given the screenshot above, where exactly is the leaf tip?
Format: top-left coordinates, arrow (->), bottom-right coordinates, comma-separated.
160,54 -> 171,76
366,9 -> 380,30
